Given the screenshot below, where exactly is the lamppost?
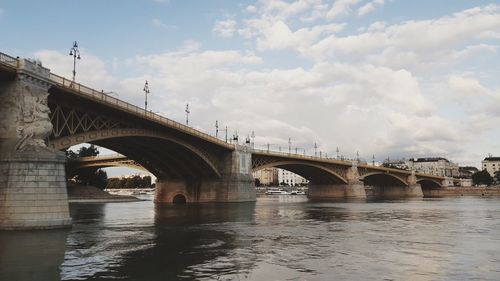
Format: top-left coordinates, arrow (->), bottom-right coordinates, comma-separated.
295,147 -> 306,156
336,147 -> 340,159
314,142 -> 318,157
215,120 -> 219,138
185,104 -> 190,126
251,131 -> 255,147
69,41 -> 81,83
288,138 -> 292,154
372,154 -> 375,166
143,81 -> 150,111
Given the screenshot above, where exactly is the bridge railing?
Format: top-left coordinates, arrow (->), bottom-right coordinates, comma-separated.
253,148 -> 354,166
47,72 -> 233,149
0,52 -> 18,68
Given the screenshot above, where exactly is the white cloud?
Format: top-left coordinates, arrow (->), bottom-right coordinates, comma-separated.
151,18 -> 176,29
213,18 -> 237,38
326,0 -> 362,20
358,0 -> 384,16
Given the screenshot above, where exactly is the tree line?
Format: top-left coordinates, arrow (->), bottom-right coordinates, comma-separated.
472,170 -> 500,186
106,176 -> 153,189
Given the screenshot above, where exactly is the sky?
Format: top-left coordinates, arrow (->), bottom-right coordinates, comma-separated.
1,0 -> 500,172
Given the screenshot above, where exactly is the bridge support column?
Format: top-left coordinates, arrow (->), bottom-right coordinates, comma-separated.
0,59 -> 72,229
370,172 -> 423,199
155,145 -> 256,203
308,164 -> 366,200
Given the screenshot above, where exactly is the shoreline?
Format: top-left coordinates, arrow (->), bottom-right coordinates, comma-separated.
69,198 -> 144,203
424,186 -> 500,197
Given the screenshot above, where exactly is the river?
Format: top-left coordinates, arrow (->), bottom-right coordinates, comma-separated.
1,196 -> 500,280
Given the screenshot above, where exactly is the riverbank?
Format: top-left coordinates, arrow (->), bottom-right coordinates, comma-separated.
424,186 -> 500,197
67,185 -> 141,203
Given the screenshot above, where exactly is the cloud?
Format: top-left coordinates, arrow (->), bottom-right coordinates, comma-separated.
213,18 -> 237,38
151,18 -> 176,29
326,0 -> 362,20
358,0 -> 384,16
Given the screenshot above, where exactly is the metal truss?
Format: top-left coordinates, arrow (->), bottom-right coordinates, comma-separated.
50,104 -> 122,139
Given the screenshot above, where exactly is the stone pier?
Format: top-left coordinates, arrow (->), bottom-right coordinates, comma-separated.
0,59 -> 71,229
308,164 -> 367,200
368,172 -> 423,199
155,145 -> 256,203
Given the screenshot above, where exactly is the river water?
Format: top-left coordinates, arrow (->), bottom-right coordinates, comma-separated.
1,195 -> 500,281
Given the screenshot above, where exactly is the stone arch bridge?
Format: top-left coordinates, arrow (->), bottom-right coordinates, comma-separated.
0,52 -> 444,229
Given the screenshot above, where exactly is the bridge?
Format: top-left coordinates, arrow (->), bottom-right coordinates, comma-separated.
0,52 -> 444,230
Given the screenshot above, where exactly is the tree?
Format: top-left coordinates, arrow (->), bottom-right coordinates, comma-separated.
472,170 -> 493,186
65,145 -> 109,189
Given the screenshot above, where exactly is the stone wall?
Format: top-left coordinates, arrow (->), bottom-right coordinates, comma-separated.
0,151 -> 71,229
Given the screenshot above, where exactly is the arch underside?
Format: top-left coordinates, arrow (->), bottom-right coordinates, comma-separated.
51,130 -> 222,180
254,161 -> 347,184
77,163 -> 147,171
362,173 -> 408,187
417,179 -> 442,189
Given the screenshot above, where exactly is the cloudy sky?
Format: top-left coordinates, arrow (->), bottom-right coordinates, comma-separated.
1,0 -> 500,169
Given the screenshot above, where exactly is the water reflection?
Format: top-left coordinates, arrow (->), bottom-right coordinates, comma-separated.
2,196 -> 500,280
0,229 -> 68,281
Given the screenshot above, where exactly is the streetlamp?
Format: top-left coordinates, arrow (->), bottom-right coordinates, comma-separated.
69,41 -> 81,83
143,81 -> 150,111
215,120 -> 219,138
185,104 -> 190,126
251,131 -> 255,147
336,147 -> 340,159
288,138 -> 292,154
314,142 -> 318,157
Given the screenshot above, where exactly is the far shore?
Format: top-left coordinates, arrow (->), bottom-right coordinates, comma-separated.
67,185 -> 143,203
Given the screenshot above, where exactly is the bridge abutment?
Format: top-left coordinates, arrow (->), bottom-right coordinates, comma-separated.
0,60 -> 72,229
155,145 -> 256,203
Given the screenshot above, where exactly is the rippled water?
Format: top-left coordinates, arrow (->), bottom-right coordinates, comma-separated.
2,196 -> 500,280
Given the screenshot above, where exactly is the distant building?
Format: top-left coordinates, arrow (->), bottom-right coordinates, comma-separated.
253,168 -> 278,186
459,166 -> 479,179
278,169 -> 308,186
382,158 -> 410,170
408,157 -> 459,178
482,157 -> 500,177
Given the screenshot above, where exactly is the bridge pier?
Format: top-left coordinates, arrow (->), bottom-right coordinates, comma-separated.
369,184 -> 423,199
0,59 -> 71,229
308,165 -> 367,200
155,145 -> 256,203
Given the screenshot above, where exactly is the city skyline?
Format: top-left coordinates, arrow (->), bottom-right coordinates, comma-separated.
1,0 -> 499,168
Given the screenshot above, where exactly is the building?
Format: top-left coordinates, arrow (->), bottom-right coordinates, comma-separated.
482,156 -> 500,177
458,166 -> 479,179
252,168 -> 278,186
408,157 -> 459,178
278,169 -> 308,186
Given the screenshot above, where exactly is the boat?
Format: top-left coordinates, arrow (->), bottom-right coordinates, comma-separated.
265,189 -> 290,195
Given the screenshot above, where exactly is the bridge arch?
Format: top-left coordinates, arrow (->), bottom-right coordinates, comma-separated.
253,160 -> 348,184
50,128 -> 222,179
417,179 -> 442,190
361,172 -> 408,187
